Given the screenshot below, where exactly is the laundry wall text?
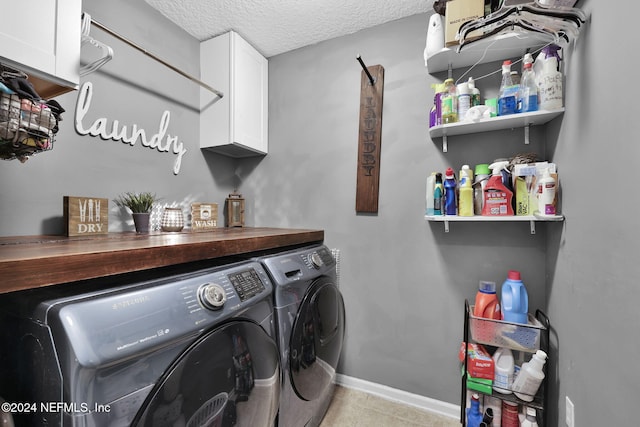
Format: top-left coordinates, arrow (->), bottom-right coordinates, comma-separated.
74,82 -> 187,175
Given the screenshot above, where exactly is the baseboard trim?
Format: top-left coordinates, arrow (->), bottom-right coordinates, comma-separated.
335,374 -> 460,420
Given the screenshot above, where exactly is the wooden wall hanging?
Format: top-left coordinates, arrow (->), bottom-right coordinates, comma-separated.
355,56 -> 384,213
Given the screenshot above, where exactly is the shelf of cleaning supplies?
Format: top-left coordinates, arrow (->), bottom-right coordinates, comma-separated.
429,108 -> 564,152
426,31 -> 553,74
425,213 -> 564,234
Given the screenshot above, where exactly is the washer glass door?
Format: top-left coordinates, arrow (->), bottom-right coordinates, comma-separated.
289,278 -> 345,401
132,320 -> 279,427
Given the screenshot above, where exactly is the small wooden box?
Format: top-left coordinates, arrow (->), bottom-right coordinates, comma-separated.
64,196 -> 109,236
191,203 -> 218,232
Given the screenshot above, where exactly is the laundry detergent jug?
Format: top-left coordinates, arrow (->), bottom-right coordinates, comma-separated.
501,270 -> 529,324
474,281 -> 501,319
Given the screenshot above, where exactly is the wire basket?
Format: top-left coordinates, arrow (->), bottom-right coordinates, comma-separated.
0,92 -> 57,161
469,305 -> 545,351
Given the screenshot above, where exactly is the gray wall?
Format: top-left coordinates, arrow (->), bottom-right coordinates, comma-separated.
2,0 -> 638,425
241,1 -> 640,425
0,0 -> 239,236
241,10 -> 550,411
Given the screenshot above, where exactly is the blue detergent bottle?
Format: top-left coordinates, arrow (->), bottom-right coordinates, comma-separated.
501,270 -> 529,324
466,393 -> 483,427
444,167 -> 457,215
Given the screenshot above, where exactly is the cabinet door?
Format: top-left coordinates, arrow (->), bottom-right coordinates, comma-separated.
231,34 -> 268,154
200,31 -> 268,157
0,0 -> 80,95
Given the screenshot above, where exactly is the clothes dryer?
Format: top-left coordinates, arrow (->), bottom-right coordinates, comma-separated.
0,260 -> 280,427
258,245 -> 345,427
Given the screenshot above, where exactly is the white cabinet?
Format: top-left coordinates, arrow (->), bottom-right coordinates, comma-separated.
200,31 -> 268,157
0,0 -> 81,98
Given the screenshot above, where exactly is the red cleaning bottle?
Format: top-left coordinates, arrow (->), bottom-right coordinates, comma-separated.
482,160 -> 514,216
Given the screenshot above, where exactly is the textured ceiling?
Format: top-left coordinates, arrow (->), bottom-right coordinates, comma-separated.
144,0 -> 431,58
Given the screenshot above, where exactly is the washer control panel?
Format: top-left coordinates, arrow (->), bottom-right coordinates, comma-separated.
228,268 -> 265,301
302,246 -> 334,270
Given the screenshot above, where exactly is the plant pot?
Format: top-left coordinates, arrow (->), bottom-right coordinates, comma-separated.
132,212 -> 151,233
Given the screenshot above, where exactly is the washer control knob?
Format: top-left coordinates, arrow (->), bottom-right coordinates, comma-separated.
200,283 -> 226,310
310,252 -> 323,269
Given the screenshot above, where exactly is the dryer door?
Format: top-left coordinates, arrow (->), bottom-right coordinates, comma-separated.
132,320 -> 279,427
289,277 -> 345,401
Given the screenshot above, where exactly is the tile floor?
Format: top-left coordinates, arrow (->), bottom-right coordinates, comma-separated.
319,386 -> 460,427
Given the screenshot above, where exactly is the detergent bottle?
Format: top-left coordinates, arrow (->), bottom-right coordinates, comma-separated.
536,167 -> 557,216
444,167 -> 457,215
429,82 -> 446,128
473,281 -> 501,319
501,270 -> 529,324
536,44 -> 563,110
482,161 -> 514,216
458,164 -> 474,216
441,78 -> 459,124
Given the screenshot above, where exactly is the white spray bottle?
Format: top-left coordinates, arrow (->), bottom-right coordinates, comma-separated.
535,44 -> 563,110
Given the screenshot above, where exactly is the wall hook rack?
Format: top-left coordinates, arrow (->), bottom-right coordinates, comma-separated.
356,55 -> 376,85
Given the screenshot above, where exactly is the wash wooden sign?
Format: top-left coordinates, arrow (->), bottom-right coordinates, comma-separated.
355,64 -> 384,213
191,203 -> 218,232
64,196 -> 109,236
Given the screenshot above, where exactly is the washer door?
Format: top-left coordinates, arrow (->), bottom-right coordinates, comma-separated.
289,278 -> 345,401
132,320 -> 279,427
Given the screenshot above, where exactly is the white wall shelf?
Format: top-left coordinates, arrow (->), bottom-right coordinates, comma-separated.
425,214 -> 564,234
429,109 -> 564,152
426,31 -> 552,74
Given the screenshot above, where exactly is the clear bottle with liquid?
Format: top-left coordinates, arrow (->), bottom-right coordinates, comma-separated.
441,78 -> 458,124
520,56 -> 538,112
498,60 -> 518,116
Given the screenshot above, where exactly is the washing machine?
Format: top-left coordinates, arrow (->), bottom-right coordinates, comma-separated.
258,245 -> 345,427
0,260 -> 280,427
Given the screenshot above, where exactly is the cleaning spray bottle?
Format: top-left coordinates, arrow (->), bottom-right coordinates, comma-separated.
466,393 -> 483,427
498,60 -> 518,116
434,172 -> 444,215
512,350 -> 548,402
429,82 -> 446,128
458,164 -> 474,216
535,44 -> 563,110
426,172 -> 436,215
536,167 -> 557,216
519,53 -> 538,112
482,160 -> 514,216
444,167 -> 457,215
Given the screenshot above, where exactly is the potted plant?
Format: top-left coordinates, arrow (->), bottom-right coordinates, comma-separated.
114,192 -> 159,233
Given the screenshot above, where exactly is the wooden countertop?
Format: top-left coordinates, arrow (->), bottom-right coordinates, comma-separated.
0,227 -> 324,294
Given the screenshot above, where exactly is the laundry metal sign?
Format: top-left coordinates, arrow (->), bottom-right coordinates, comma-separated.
74,82 -> 187,175
355,64 -> 384,213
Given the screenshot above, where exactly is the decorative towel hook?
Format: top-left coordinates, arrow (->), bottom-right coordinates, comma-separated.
356,55 -> 375,85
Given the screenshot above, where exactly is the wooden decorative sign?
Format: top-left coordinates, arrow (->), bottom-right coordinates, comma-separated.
64,196 -> 109,236
191,203 -> 218,232
355,63 -> 384,213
